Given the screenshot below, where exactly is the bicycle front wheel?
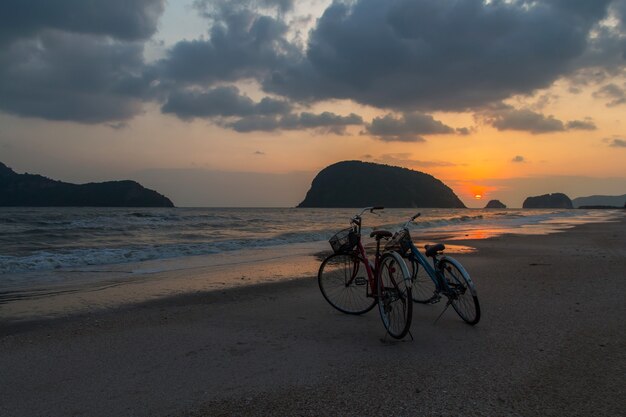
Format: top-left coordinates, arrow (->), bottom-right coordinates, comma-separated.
439,258 -> 480,325
377,253 -> 413,339
407,256 -> 437,303
318,253 -> 376,315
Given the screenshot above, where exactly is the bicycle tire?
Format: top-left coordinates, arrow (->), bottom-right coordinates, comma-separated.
439,258 -> 481,325
407,256 -> 437,303
318,252 -> 376,315
377,253 -> 413,338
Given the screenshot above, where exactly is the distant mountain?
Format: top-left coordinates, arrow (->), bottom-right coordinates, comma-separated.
523,193 -> 573,209
572,194 -> 626,208
0,162 -> 174,207
485,200 -> 506,209
297,161 -> 465,208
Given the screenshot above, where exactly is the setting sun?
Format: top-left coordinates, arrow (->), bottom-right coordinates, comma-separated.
475,194 -> 482,200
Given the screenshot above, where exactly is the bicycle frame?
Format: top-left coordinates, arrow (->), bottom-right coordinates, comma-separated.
400,213 -> 477,297
350,207 -> 382,296
354,237 -> 381,296
349,206 -> 409,297
407,242 -> 448,293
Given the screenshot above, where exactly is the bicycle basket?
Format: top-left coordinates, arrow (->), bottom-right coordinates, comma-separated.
385,229 -> 412,255
329,227 -> 358,253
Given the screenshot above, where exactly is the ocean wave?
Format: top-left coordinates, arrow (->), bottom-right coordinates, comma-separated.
1,207 -> 613,276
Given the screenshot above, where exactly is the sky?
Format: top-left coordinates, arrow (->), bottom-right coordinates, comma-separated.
0,0 -> 625,208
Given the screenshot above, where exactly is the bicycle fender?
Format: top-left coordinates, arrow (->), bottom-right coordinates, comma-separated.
440,256 -> 477,296
387,251 -> 412,288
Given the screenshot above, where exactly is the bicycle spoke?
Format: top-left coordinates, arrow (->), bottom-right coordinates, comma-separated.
318,253 -> 376,315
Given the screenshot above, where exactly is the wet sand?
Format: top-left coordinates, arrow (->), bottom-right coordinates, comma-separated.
1,217 -> 625,416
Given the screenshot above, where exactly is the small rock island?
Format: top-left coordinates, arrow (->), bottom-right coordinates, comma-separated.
0,162 -> 174,207
298,160 -> 465,208
522,193 -> 573,209
485,199 -> 506,209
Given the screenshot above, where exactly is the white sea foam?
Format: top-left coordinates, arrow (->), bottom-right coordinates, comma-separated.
0,207 -> 621,277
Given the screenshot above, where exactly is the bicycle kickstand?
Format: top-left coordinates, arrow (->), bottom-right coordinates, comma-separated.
434,299 -> 452,324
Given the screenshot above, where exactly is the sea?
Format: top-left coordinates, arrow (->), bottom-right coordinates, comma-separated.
0,207 -> 622,321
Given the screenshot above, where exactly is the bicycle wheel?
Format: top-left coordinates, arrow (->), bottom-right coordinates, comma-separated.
318,253 -> 376,315
377,253 -> 413,339
407,256 -> 437,303
439,258 -> 481,325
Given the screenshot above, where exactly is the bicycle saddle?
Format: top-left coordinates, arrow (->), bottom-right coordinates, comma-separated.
425,243 -> 445,257
370,230 -> 393,240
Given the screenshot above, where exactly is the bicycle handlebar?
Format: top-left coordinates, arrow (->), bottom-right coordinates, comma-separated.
353,206 -> 384,219
350,207 -> 385,232
401,212 -> 421,229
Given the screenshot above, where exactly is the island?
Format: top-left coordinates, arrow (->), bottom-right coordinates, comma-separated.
298,160 -> 465,208
522,193 -> 573,209
572,194 -> 626,208
0,162 -> 174,207
485,200 -> 506,209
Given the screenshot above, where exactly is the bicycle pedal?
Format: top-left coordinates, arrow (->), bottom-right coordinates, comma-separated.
429,296 -> 442,304
354,277 -> 367,286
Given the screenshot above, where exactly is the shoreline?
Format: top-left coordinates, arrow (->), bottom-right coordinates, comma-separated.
2,210 -> 622,325
1,217 -> 625,416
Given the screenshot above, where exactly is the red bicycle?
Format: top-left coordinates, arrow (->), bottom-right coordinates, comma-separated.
318,207 -> 413,339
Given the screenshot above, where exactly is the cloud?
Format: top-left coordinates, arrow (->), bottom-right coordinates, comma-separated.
609,138 -> 626,147
593,83 -> 626,106
0,0 -> 165,123
374,153 -> 456,169
0,32 -> 149,123
264,0 -> 617,111
364,112 -> 455,142
512,155 -> 525,163
0,0 -> 165,44
226,111 -> 363,134
195,0 -> 296,15
485,108 -> 566,134
253,150 -> 265,155
456,127 -> 472,136
161,86 -> 291,119
1,0 -> 625,128
565,119 -> 597,130
155,4 -> 300,87
483,106 -> 598,134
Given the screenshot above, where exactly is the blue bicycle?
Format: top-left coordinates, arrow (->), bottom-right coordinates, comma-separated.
386,213 -> 481,325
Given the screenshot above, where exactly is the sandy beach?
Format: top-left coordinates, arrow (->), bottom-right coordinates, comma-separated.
1,216 -> 625,417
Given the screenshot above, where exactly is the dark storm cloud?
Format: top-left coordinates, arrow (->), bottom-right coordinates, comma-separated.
0,0 -> 165,44
0,32 -> 149,123
159,83 -> 362,134
0,0 -> 164,123
161,86 -> 291,119
364,112 -> 455,142
2,0 -> 626,127
263,0 -> 617,111
226,112 -> 363,134
616,0 -> 626,30
156,4 -> 300,86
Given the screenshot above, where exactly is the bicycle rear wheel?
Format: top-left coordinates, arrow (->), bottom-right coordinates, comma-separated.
439,258 -> 480,325
407,256 -> 437,303
318,253 -> 376,315
377,253 -> 413,339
